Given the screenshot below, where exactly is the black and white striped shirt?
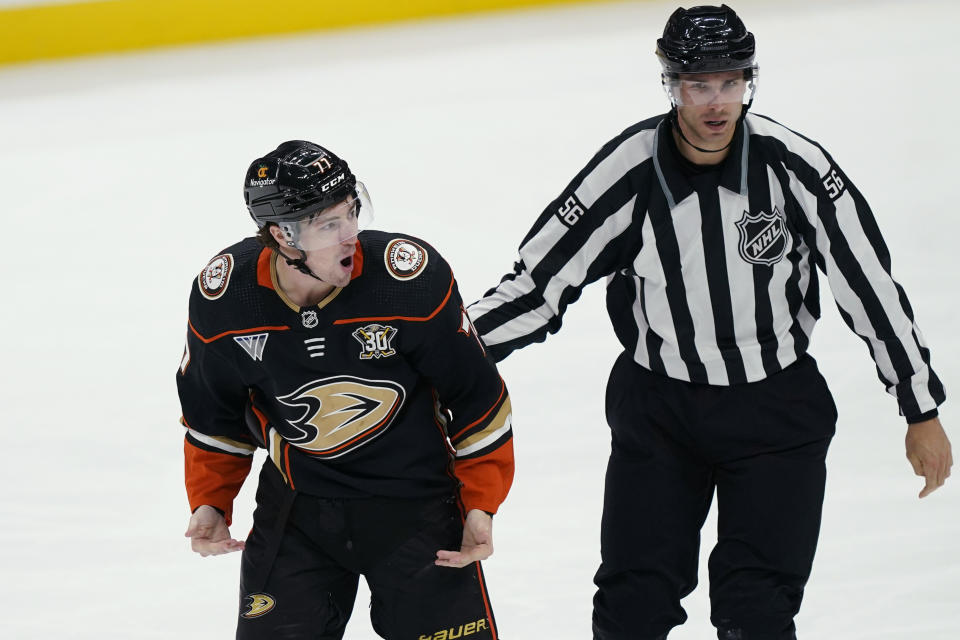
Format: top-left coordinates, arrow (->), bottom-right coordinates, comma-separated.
469,112 -> 944,420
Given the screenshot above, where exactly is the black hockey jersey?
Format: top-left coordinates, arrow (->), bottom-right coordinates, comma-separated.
177,230 -> 514,524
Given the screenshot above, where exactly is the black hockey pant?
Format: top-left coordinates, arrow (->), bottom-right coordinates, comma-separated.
236,465 -> 498,640
593,353 -> 837,640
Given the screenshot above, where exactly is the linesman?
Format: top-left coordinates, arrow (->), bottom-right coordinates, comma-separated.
469,5 -> 950,639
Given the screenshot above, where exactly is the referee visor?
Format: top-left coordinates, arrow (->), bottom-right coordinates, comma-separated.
663,67 -> 758,107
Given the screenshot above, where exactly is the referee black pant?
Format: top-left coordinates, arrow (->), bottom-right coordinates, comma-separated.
593,353 -> 837,640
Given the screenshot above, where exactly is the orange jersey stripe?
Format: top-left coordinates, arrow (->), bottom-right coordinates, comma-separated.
256,247 -> 273,288
188,318 -> 290,344
332,268 -> 454,325
249,398 -> 270,446
475,561 -> 498,640
350,241 -> 364,279
283,442 -> 295,490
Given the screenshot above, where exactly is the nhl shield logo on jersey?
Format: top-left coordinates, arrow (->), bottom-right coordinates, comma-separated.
352,324 -> 398,359
240,593 -> 276,619
735,208 -> 787,266
301,309 -> 319,328
385,238 -> 428,280
198,253 -> 234,300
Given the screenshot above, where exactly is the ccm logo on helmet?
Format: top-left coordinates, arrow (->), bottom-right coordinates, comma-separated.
320,172 -> 346,192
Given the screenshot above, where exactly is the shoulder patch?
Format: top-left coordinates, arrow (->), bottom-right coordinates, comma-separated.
198,253 -> 234,300
384,238 -> 428,281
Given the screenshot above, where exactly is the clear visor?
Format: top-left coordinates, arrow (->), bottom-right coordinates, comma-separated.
278,182 -> 374,251
663,67 -> 758,107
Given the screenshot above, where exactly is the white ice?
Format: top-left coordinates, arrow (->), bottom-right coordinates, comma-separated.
1,0 -> 957,637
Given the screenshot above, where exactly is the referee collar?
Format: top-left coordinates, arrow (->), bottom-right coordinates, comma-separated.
653,115 -> 749,208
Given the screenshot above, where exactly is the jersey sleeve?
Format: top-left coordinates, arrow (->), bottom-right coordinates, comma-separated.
405,267 -> 515,515
800,152 -> 946,421
467,127 -> 654,362
176,306 -> 256,525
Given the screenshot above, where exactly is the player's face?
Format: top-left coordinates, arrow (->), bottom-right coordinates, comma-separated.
270,197 -> 359,288
674,70 -> 745,150
300,234 -> 358,288
294,197 -> 360,251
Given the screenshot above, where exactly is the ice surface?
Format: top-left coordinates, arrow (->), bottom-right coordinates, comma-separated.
1,1 -> 957,638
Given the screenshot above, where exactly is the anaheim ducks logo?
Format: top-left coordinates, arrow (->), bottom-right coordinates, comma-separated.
198,253 -> 234,300
276,376 -> 405,459
384,238 -> 428,280
241,593 -> 276,619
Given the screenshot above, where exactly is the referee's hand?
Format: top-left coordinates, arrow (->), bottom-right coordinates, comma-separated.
435,509 -> 493,568
905,417 -> 953,498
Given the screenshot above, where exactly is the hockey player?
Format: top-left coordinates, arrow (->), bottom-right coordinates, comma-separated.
468,5 -> 951,640
177,140 -> 513,640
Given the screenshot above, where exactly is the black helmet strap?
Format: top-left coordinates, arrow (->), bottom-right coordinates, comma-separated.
281,248 -> 326,282
669,96 -> 752,155
672,109 -> 732,154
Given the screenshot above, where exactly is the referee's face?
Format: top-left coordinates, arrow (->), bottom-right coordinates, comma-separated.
674,70 -> 745,153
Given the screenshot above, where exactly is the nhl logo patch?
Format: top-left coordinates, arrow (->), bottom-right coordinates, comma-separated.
735,208 -> 787,266
384,238 -> 428,281
198,253 -> 234,300
301,310 -> 319,328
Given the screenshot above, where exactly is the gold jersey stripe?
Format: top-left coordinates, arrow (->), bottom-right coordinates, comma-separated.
454,396 -> 512,452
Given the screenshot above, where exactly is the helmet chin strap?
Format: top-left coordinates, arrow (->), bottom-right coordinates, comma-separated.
670,99 -> 753,155
279,247 -> 327,282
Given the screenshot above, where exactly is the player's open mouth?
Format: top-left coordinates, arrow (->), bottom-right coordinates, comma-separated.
340,256 -> 353,268
705,120 -> 727,130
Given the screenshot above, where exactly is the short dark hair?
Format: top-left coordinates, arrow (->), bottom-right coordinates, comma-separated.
256,223 -> 280,251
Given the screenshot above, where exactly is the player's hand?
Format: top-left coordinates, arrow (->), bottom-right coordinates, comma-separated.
905,417 -> 952,498
184,505 -> 245,556
435,509 -> 493,568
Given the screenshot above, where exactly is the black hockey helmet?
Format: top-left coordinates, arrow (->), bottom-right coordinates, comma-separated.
656,5 -> 756,76
244,140 -> 358,228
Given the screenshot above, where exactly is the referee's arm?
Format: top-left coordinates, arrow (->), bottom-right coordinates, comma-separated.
469,131 -> 653,361
810,155 -> 945,421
